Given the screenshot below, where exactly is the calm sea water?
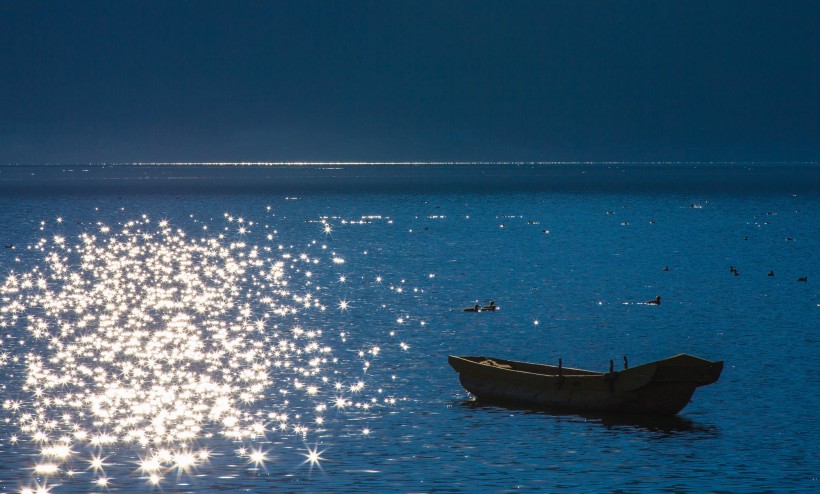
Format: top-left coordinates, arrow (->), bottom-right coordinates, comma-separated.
0,164 -> 817,493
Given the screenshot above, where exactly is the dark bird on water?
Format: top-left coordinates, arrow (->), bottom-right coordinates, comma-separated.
798,277 -> 808,282
646,296 -> 661,305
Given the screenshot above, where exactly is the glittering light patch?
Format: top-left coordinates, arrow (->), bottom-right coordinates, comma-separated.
1,213 -> 420,491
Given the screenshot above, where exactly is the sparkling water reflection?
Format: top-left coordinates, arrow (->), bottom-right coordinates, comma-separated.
1,212 -> 415,492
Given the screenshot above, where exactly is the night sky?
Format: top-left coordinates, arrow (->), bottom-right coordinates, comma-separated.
1,1 -> 818,164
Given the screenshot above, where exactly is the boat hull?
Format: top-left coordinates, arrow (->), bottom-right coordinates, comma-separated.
449,354 -> 722,416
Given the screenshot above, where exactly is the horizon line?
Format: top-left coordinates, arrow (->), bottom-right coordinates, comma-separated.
3,160 -> 818,166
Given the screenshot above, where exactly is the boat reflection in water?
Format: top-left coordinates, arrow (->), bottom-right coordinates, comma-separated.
457,399 -> 720,437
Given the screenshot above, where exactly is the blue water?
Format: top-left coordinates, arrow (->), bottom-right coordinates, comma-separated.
0,164 -> 817,493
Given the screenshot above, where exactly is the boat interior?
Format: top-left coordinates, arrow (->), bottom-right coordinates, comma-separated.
468,356 -> 603,376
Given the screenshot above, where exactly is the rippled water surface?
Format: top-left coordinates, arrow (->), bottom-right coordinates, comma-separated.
0,164 -> 817,492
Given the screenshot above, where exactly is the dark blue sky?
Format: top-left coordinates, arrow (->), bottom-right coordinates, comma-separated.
1,1 -> 818,163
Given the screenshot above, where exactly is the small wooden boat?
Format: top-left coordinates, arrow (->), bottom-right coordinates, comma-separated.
448,354 -> 722,416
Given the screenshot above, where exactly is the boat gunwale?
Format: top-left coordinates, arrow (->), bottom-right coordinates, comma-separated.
448,354 -> 722,384
449,355 -> 608,378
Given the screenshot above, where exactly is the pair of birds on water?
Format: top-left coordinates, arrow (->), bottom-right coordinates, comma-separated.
464,301 -> 497,312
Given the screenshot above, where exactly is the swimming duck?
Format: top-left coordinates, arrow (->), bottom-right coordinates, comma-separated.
464,304 -> 480,312
481,300 -> 497,312
646,296 -> 661,305
768,271 -> 774,277
798,277 -> 807,282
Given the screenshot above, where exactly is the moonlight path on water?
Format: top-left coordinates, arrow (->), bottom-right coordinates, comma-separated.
0,213 -> 417,492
